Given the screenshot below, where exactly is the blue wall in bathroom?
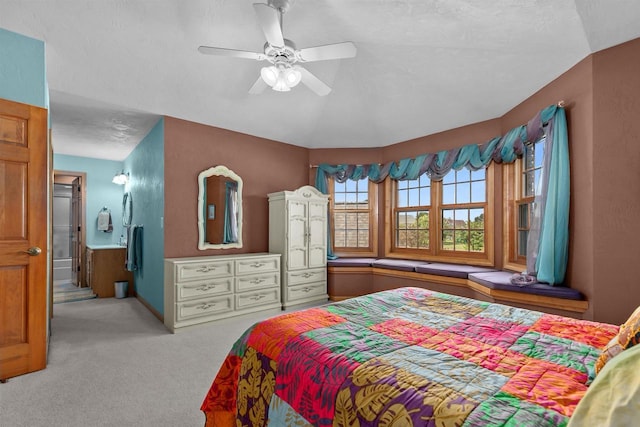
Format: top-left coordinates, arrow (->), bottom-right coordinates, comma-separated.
123,118 -> 165,315
53,154 -> 127,246
0,28 -> 47,108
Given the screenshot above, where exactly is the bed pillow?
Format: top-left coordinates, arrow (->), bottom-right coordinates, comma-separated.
594,305 -> 640,374
569,343 -> 640,426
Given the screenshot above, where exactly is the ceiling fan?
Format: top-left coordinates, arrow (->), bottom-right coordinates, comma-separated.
198,0 -> 357,96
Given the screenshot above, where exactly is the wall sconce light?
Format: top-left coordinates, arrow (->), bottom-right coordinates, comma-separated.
112,171 -> 129,185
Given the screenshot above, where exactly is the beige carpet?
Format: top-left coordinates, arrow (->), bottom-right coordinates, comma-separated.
0,296 -> 297,427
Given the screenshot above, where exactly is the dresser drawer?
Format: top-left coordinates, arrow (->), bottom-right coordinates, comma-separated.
286,282 -> 327,302
236,272 -> 279,293
236,256 -> 279,276
287,268 -> 326,286
177,278 -> 233,302
176,260 -> 233,282
176,295 -> 233,321
235,288 -> 280,310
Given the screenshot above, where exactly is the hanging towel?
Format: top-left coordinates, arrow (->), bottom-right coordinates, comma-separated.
97,209 -> 113,232
126,225 -> 143,271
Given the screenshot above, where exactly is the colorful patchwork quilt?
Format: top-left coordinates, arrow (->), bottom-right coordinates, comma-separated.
201,287 -> 618,426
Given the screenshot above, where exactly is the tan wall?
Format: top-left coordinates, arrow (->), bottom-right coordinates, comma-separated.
163,117 -> 309,258
591,38 -> 640,324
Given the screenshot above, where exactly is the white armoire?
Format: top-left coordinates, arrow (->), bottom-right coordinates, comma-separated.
268,185 -> 329,308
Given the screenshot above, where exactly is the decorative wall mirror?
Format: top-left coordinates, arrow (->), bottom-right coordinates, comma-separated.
122,192 -> 133,227
197,165 -> 243,250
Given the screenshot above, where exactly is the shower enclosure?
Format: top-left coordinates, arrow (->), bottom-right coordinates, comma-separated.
52,177 -> 82,285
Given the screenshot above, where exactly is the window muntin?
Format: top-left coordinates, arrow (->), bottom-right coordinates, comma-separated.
330,178 -> 377,255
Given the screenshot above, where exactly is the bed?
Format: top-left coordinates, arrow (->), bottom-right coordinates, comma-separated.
200,287 -> 632,426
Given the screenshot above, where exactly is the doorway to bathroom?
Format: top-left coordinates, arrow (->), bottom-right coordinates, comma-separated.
52,170 -> 94,305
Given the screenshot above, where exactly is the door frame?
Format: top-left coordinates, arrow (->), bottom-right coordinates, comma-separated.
50,170 -> 87,316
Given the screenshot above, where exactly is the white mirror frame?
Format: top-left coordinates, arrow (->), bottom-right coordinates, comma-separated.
197,165 -> 243,250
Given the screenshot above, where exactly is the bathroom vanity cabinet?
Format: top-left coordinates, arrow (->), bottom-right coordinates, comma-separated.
85,246 -> 134,298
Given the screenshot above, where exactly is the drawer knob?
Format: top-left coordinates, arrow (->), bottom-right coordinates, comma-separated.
196,302 -> 216,310
302,272 -> 313,278
301,287 -> 313,293
251,278 -> 265,284
250,262 -> 265,268
249,294 -> 266,301
196,284 -> 216,291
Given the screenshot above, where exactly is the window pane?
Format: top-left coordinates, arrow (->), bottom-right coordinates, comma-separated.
405,229 -> 418,248
518,203 -> 529,228
416,211 -> 429,230
397,230 -> 407,248
443,170 -> 455,184
454,209 -> 469,228
345,230 -> 358,247
535,140 -> 545,168
397,212 -> 407,229
358,230 -> 369,247
417,230 -> 429,249
470,231 -> 484,252
455,230 -> 469,251
358,212 -> 369,229
470,209 -> 484,229
457,168 -> 470,182
335,181 -> 346,192
524,171 -> 535,197
534,169 -> 542,195
334,230 -> 346,247
398,180 -> 408,190
357,178 -> 368,190
442,230 -> 454,250
334,192 -> 346,208
471,181 -> 485,203
518,230 -> 528,256
357,192 -> 369,207
420,186 -> 430,206
471,168 -> 485,180
456,183 -> 470,204
442,184 -> 455,205
397,189 -> 408,208
442,209 -> 454,228
408,188 -> 420,207
345,180 -> 356,191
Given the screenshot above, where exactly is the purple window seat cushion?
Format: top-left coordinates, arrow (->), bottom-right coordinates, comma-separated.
468,271 -> 583,300
327,258 -> 377,268
371,258 -> 431,272
415,263 -> 498,279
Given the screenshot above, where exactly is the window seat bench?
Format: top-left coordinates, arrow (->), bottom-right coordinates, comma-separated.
327,258 -> 588,317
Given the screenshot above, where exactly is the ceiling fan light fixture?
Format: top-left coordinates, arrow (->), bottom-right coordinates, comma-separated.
284,67 -> 301,87
260,66 -> 279,87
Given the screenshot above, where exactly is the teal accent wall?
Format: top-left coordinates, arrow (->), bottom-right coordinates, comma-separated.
0,28 -> 47,108
123,118 -> 165,315
53,154 -> 127,246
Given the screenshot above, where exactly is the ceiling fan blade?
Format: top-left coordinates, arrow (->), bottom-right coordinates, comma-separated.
297,67 -> 331,96
297,42 -> 357,62
198,46 -> 266,61
253,3 -> 285,47
248,76 -> 268,94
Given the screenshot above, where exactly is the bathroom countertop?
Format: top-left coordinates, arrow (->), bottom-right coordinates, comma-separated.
86,244 -> 127,250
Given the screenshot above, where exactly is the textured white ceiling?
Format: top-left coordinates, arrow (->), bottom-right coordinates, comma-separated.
1,0 -> 639,161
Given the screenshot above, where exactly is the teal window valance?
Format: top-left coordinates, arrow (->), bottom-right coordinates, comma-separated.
315,104 -> 569,285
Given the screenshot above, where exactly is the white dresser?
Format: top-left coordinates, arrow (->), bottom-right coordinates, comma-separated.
268,186 -> 329,309
163,253 -> 281,333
